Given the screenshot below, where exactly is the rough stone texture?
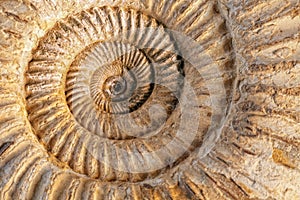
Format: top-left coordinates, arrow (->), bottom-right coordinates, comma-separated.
0,0 -> 299,199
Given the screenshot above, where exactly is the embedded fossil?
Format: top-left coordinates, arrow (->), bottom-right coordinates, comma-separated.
0,0 -> 299,199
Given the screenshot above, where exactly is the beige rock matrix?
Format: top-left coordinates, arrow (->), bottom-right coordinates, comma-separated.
0,0 -> 299,199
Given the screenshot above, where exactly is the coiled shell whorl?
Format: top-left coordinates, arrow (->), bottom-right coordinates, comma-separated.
0,0 -> 299,199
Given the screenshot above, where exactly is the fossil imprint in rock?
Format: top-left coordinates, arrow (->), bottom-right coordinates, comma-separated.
0,0 -> 300,199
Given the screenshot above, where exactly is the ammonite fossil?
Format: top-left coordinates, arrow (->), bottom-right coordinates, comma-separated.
0,0 -> 299,199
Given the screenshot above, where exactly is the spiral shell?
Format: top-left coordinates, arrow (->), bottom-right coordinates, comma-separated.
0,0 -> 299,199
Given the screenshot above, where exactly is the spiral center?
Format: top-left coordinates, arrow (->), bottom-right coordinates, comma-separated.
111,80 -> 123,94
104,76 -> 127,98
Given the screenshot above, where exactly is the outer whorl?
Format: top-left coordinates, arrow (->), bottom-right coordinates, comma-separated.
0,0 -> 299,199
